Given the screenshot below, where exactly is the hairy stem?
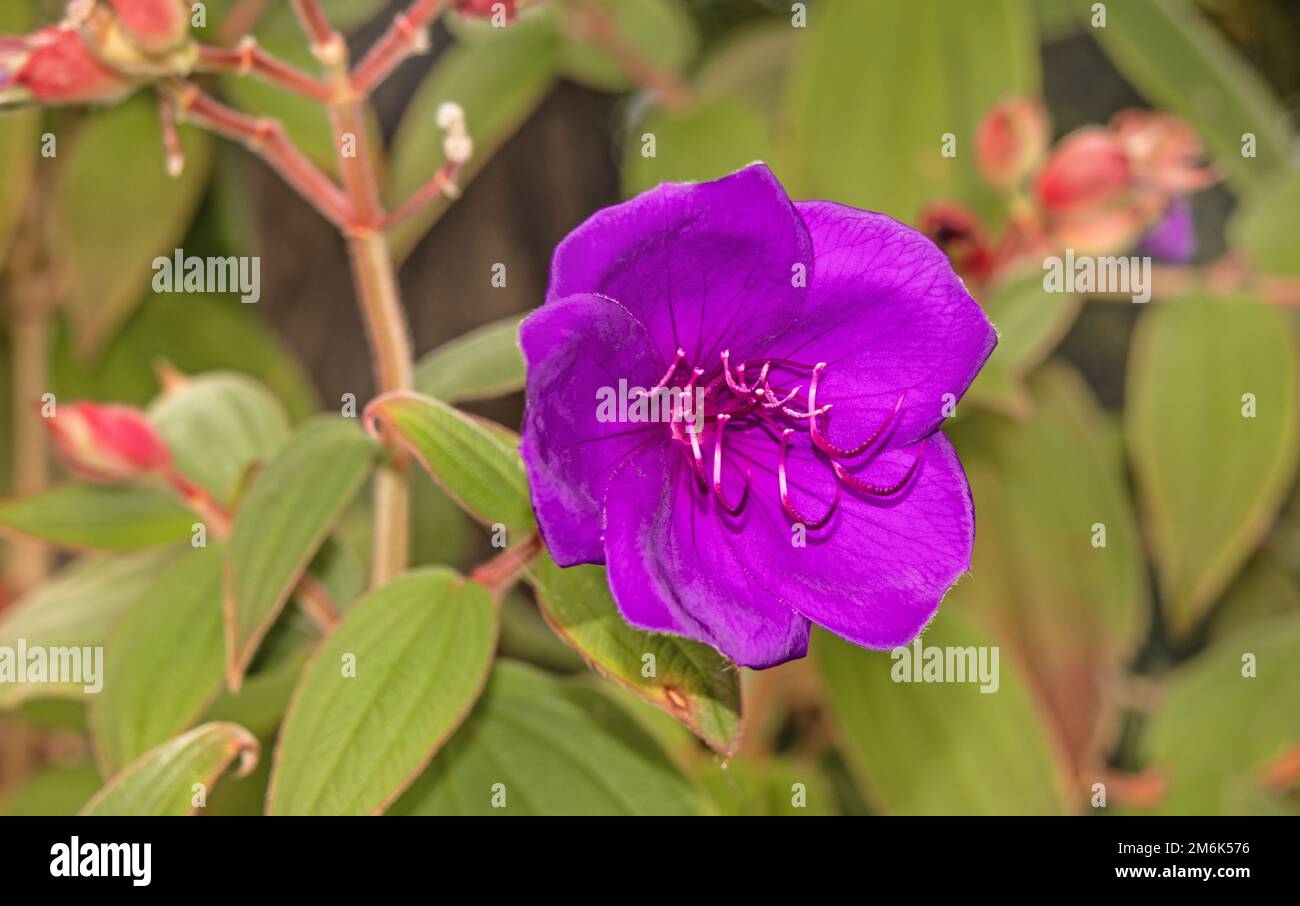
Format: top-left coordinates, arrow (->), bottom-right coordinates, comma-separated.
352,0 -> 445,95
7,311 -> 51,590
471,533 -> 543,601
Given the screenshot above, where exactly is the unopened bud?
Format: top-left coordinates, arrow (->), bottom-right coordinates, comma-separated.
45,401 -> 171,482
1033,127 -> 1132,217
975,98 -> 1048,189
0,26 -> 138,107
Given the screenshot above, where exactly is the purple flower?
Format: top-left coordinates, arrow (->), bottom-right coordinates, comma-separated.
520,165 -> 996,668
1136,197 -> 1196,263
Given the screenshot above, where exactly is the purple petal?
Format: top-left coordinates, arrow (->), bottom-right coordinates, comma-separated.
547,163 -> 813,371
727,428 -> 975,649
520,294 -> 668,566
1136,197 -> 1195,263
602,447 -> 812,668
767,202 -> 996,451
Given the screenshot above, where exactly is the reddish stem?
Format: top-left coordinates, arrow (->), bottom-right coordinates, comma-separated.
352,0 -> 446,96
195,41 -> 333,103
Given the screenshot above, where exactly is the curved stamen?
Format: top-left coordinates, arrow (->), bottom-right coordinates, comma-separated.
635,347 -> 686,398
687,422 -> 708,483
778,429 -> 838,529
833,440 -> 925,496
758,379 -> 801,409
809,361 -> 905,459
720,350 -> 750,395
711,415 -> 749,515
780,400 -> 833,420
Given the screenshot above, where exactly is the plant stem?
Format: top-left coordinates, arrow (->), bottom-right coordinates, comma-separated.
471,533 -> 543,600
7,310 -> 51,590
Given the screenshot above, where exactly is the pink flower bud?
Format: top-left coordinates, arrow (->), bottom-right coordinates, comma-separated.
45,402 -> 171,483
1033,127 -> 1132,217
1,26 -> 136,106
975,98 -> 1048,189
105,0 -> 192,55
454,0 -> 519,20
1110,109 -> 1215,196
919,201 -> 996,283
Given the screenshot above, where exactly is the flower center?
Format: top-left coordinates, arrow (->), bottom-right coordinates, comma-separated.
641,348 -> 925,527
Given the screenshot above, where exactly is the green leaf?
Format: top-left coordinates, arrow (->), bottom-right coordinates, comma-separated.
949,365 -> 1149,765
1085,0 -> 1294,189
54,97 -> 214,357
366,392 -> 535,536
623,100 -> 772,198
0,550 -> 180,706
696,756 -> 836,816
386,20 -> 560,260
550,0 -> 698,94
526,553 -> 742,755
783,0 -> 1038,223
148,371 -> 291,504
52,293 -> 319,421
0,483 -> 195,551
2,761 -> 103,817
225,417 -> 375,689
1126,294 -> 1300,636
0,1 -> 38,266
965,278 -> 1082,416
815,612 -> 1069,815
1212,554 -> 1300,640
391,661 -> 705,815
204,648 -> 311,739
1228,168 -> 1300,277
1142,614 -> 1300,815
92,545 -> 226,774
413,312 -> 527,404
80,722 -> 259,816
267,568 -> 496,815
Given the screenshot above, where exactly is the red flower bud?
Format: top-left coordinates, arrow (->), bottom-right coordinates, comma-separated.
1,26 -> 136,106
1033,127 -> 1132,217
454,0 -> 519,20
919,201 -> 996,283
45,402 -> 171,483
975,98 -> 1048,189
1110,109 -> 1215,196
104,0 -> 192,55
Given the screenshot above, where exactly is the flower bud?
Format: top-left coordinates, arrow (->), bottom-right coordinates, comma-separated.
454,0 -> 519,21
105,0 -> 192,55
76,0 -> 196,77
0,26 -> 137,106
1033,127 -> 1132,217
975,98 -> 1048,189
45,402 -> 171,482
1110,109 -> 1215,196
918,201 -> 995,282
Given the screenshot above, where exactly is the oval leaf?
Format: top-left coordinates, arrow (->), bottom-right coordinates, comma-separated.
149,371 -> 291,504
92,545 -> 227,773
80,722 -> 259,816
0,483 -> 195,551
815,612 -> 1069,815
267,568 -> 496,815
391,661 -> 704,816
225,417 -> 375,689
526,553 -> 742,755
1126,294 -> 1300,636
366,392 -> 535,536
413,312 -> 528,404
54,97 -> 213,357
0,550 -> 180,706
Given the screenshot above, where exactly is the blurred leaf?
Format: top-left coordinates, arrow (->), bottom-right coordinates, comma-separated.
784,0 -> 1038,223
498,588 -> 585,671
80,722 -> 259,816
526,553 -> 742,755
0,2 -> 38,266
815,612 -> 1069,815
387,19 -> 560,260
148,371 -> 291,504
1212,553 -> 1300,640
1085,0 -> 1294,189
696,756 -> 836,816
413,312 -> 527,403
1,761 -> 102,817
965,278 -> 1082,416
0,550 -> 179,707
268,568 -> 496,815
52,293 -> 318,421
367,392 -> 535,536
225,417 -> 375,689
692,21 -> 797,111
92,545 -> 226,774
623,99 -> 771,197
549,0 -> 698,94
54,97 -> 214,357
1228,168 -> 1300,276
1126,294 -> 1300,636
0,483 -> 194,551
391,660 -> 704,815
205,647 -> 310,739
409,467 -> 477,568
1142,614 -> 1300,815
949,364 -> 1149,767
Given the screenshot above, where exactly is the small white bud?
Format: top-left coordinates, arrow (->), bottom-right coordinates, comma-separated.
436,102 -> 466,130
444,132 -> 473,165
